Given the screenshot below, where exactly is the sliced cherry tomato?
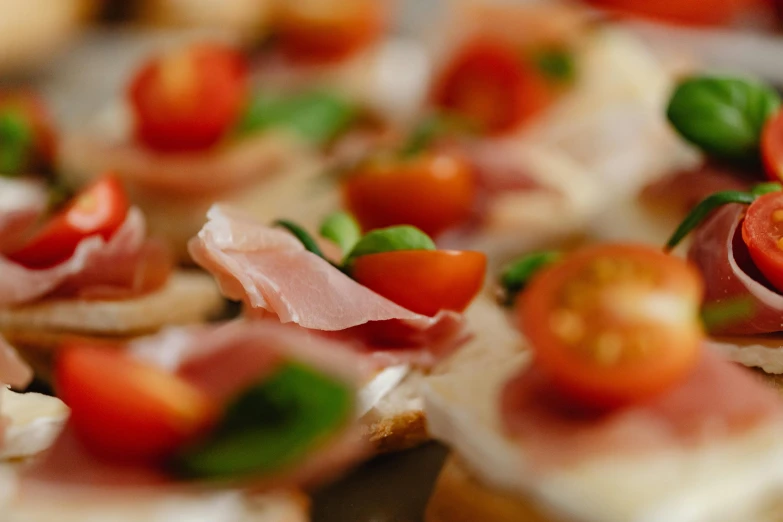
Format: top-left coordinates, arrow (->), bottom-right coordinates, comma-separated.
431,39 -> 553,135
343,151 -> 476,238
274,0 -> 383,64
519,244 -> 703,409
0,91 -> 57,172
741,191 -> 783,292
56,342 -> 217,462
128,44 -> 249,152
7,174 -> 129,269
353,250 -> 486,316
762,110 -> 783,183
584,0 -> 758,26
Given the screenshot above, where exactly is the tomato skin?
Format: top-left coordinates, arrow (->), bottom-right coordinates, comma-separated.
432,39 -> 553,135
762,110 -> 783,183
584,0 -> 758,26
519,244 -> 704,409
7,174 -> 129,269
275,0 -> 383,63
56,343 -> 217,462
353,250 -> 486,317
741,191 -> 783,292
0,91 -> 57,169
128,44 -> 249,153
343,151 -> 476,238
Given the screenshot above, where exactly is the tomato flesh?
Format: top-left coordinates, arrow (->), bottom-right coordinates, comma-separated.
56,343 -> 216,462
343,151 -> 476,238
129,44 -> 249,152
353,250 -> 487,317
741,191 -> 783,292
7,174 -> 129,269
762,109 -> 783,183
519,244 -> 704,409
432,39 -> 553,135
275,0 -> 383,63
584,0 -> 759,26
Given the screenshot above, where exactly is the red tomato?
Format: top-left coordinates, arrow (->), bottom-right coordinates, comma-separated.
741,191 -> 783,292
128,44 -> 249,152
519,244 -> 704,409
584,0 -> 759,26
763,110 -> 783,183
431,39 -> 553,135
275,0 -> 383,63
0,91 -> 57,169
7,174 -> 129,269
343,151 -> 476,238
56,342 -> 217,462
353,250 -> 486,316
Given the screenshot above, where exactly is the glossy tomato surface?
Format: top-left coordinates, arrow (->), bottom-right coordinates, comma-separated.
7,174 -> 129,269
353,249 -> 486,317
129,44 -> 249,152
762,110 -> 783,183
518,244 -> 704,409
742,190 -> 783,292
343,151 -> 476,238
431,39 -> 552,135
56,343 -> 216,462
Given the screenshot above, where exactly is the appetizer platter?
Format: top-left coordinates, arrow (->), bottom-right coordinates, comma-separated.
5,0 -> 783,521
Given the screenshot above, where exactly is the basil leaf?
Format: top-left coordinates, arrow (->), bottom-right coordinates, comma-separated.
664,190 -> 756,252
701,297 -> 755,333
236,90 -> 359,145
400,112 -> 477,157
345,226 -> 436,266
499,251 -> 562,306
274,219 -> 326,259
320,212 -> 361,256
533,48 -> 576,84
666,76 -> 780,159
751,181 -> 782,196
0,111 -> 33,176
173,362 -> 353,480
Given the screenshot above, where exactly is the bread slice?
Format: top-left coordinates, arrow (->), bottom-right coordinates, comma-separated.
0,271 -> 226,381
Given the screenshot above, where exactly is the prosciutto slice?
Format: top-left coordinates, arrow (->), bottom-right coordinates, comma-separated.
500,350 -> 783,470
0,178 -> 48,252
0,208 -> 172,306
189,205 -> 467,368
688,204 -> 783,335
21,321 -> 369,498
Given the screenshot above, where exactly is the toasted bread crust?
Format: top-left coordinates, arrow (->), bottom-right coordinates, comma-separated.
365,409 -> 428,454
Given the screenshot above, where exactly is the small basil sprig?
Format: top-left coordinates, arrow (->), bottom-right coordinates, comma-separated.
666,75 -> 780,159
172,363 -> 353,480
0,110 -> 33,176
274,219 -> 326,258
343,226 -> 435,267
320,212 -> 361,257
533,47 -> 576,85
700,297 -> 756,333
399,112 -> 477,157
498,251 -> 562,306
664,182 -> 782,252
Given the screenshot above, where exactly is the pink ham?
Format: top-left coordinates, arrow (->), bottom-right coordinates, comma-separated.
0,178 -> 48,253
0,208 -> 171,306
688,203 -> 783,335
500,350 -> 783,470
189,205 -> 467,368
21,320 -> 369,497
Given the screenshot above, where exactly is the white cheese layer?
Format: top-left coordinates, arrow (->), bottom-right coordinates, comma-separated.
424,357 -> 783,522
707,338 -> 783,375
0,389 -> 67,461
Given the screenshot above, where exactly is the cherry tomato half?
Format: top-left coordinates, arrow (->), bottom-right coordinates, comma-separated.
431,39 -> 553,135
56,342 -> 217,462
741,191 -> 783,292
0,92 -> 57,172
353,250 -> 486,317
343,151 -> 476,238
584,0 -> 758,26
129,43 -> 249,152
275,0 -> 383,64
7,174 -> 129,269
519,244 -> 703,409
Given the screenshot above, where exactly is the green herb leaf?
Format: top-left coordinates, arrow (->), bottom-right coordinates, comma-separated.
700,297 -> 755,332
666,75 -> 780,159
173,363 -> 353,480
320,212 -> 361,256
400,112 -> 477,157
345,225 -> 436,266
664,190 -> 756,252
499,251 -> 562,306
0,111 -> 33,177
751,181 -> 782,197
533,48 -> 576,84
236,90 -> 359,145
274,219 -> 326,259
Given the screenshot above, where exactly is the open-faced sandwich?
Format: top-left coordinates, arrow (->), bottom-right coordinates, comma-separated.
0,319 -> 374,521
425,243 -> 783,522
0,172 -> 223,381
189,206 -> 491,451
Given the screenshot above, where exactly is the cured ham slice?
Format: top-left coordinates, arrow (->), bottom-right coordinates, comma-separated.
189,205 -> 466,367
688,203 -> 783,335
0,178 -> 48,253
0,335 -> 32,390
500,350 -> 783,470
21,321 -> 369,497
0,208 -> 172,306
